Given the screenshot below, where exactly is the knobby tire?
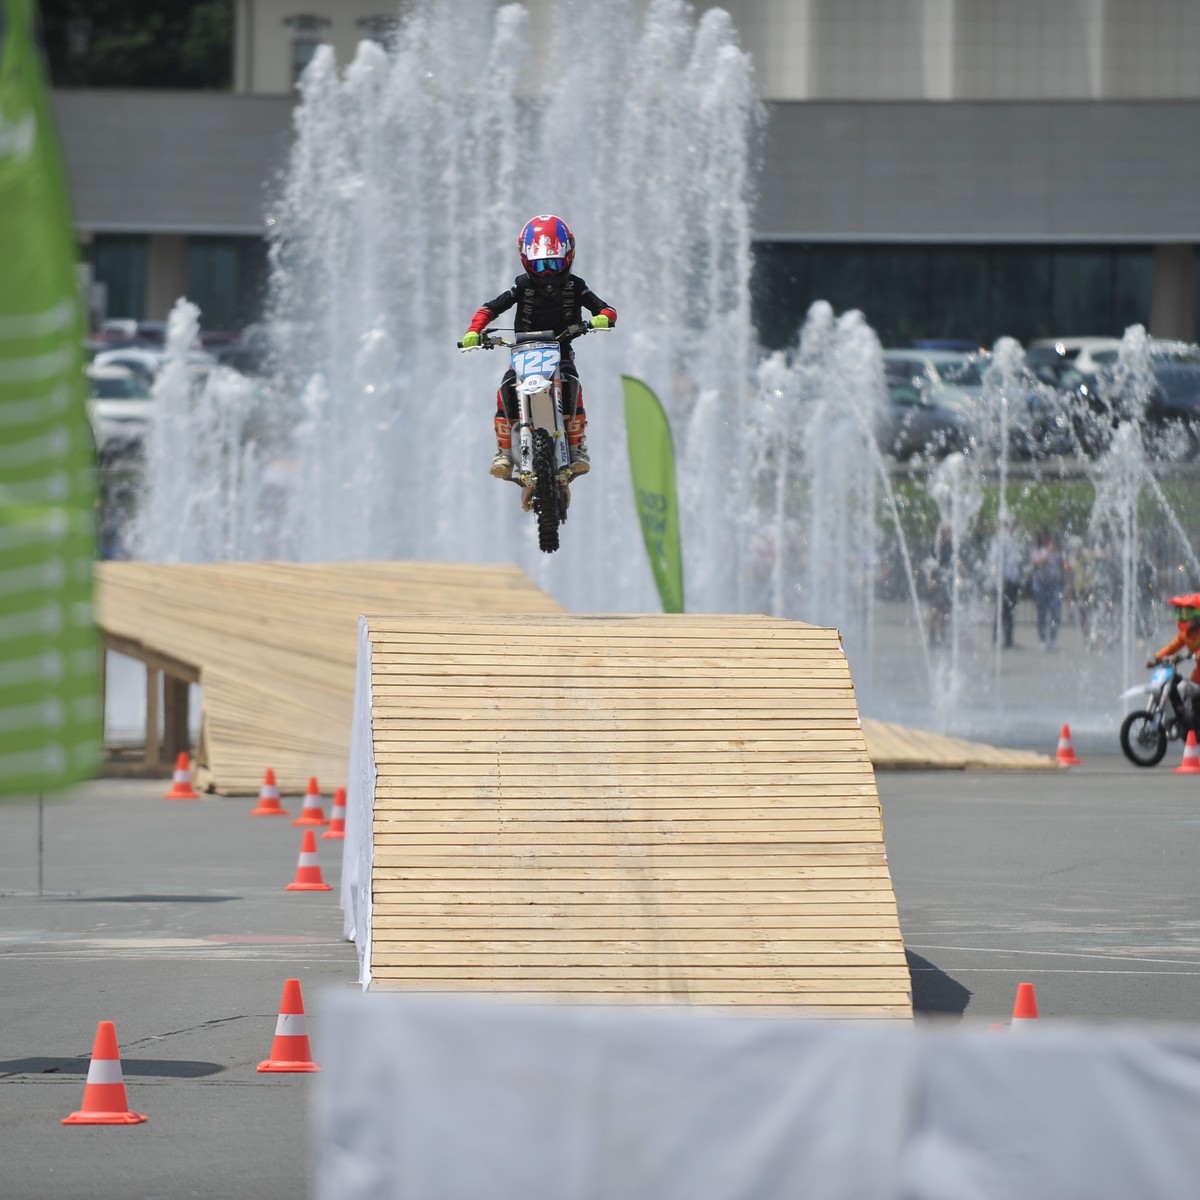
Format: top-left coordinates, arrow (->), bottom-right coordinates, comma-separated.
1119,709 -> 1167,767
532,429 -> 561,553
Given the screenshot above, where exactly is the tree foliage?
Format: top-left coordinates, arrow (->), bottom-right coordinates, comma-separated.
38,0 -> 233,89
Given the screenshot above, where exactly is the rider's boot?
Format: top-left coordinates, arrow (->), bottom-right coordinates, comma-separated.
567,411 -> 589,476
491,415 -> 513,480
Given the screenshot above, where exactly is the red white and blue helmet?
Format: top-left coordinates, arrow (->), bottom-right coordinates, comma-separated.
518,214 -> 574,277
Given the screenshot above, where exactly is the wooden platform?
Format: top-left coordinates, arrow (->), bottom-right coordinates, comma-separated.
357,614 -> 911,1016
94,561 -> 563,794
95,561 -> 1057,794
863,718 -> 1062,771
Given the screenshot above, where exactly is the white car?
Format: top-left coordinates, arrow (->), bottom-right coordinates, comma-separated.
1025,337 -> 1122,378
881,348 -> 988,403
1025,336 -> 1194,377
86,363 -> 154,462
92,345 -> 216,388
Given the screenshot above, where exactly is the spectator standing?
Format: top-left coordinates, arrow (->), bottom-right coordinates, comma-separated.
991,517 -> 1023,649
1030,529 -> 1066,650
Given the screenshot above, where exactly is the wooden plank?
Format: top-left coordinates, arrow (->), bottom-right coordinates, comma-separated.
370,881 -> 896,896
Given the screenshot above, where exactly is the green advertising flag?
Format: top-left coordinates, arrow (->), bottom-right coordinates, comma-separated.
622,375 -> 684,613
0,0 -> 101,795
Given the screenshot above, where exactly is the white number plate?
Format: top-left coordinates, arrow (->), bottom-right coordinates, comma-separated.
512,344 -> 560,379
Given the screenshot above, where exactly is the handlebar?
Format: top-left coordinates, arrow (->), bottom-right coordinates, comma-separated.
457,323 -> 604,351
1148,653 -> 1192,668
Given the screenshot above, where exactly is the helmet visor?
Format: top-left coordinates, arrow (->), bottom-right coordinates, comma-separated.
532,257 -> 565,274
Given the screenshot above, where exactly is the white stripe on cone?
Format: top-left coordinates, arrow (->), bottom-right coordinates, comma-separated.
275,1013 -> 308,1036
298,851 -> 318,867
86,1059 -> 126,1085
173,769 -> 189,782
261,785 -> 280,798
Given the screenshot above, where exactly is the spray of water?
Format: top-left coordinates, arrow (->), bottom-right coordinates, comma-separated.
130,2 -> 1200,739
140,0 -> 761,618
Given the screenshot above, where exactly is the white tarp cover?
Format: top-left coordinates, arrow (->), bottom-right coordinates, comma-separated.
340,615 -> 376,987
313,993 -> 1200,1200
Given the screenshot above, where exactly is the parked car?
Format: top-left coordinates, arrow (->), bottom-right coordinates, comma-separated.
876,359 -> 974,458
1028,337 -> 1200,458
1022,338 -> 1200,458
89,318 -> 169,351
93,345 -> 216,388
882,348 -> 987,403
1026,337 -> 1122,379
86,363 -> 154,463
1144,357 -> 1200,458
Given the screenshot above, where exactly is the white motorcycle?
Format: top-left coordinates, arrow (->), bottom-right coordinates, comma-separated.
1120,654 -> 1200,767
459,323 -> 600,553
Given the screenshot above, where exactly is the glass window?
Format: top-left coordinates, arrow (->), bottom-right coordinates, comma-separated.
989,248 -> 1051,344
929,248 -> 988,341
750,242 -> 809,351
938,358 -> 984,386
863,247 -> 929,346
1113,247 -> 1153,333
186,236 -> 268,333
358,16 -> 400,44
1050,248 -> 1113,333
808,245 -> 869,323
750,242 -> 1163,357
285,14 -> 330,86
91,234 -> 149,321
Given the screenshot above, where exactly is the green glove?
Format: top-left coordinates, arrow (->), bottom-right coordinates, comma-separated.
590,315 -> 610,329
461,330 -> 480,348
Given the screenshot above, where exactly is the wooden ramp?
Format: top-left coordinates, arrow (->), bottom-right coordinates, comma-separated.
863,718 -> 1061,771
356,613 -> 911,1016
94,562 -> 563,794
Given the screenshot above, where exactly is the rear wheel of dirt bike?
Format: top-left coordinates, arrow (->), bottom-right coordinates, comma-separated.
532,429 -> 561,553
1120,710 -> 1167,767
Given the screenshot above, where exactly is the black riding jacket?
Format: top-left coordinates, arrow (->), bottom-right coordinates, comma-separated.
474,274 -> 613,361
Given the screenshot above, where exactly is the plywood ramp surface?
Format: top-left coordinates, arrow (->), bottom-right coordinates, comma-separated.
94,562 -> 563,794
364,614 -> 911,1017
862,718 -> 1061,771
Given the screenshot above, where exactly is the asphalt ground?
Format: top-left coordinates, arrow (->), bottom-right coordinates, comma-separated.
883,754 -> 1200,1025
2,756 -> 1199,1198
0,779 -> 355,1200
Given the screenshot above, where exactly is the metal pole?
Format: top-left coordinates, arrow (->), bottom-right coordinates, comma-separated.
37,792 -> 44,897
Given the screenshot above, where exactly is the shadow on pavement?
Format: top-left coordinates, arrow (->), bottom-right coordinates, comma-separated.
0,1057 -> 224,1078
54,894 -> 240,904
907,949 -> 972,1017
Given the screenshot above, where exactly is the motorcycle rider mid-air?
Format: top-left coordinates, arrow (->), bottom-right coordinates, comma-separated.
460,214 -> 617,480
1147,592 -> 1200,681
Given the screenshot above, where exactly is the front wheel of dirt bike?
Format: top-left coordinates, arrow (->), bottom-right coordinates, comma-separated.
1120,710 -> 1167,767
531,429 -> 561,553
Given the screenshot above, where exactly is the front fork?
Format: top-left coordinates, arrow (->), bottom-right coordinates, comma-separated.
513,379 -> 572,507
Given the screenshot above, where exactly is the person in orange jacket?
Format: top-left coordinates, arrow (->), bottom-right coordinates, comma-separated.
1147,592 -> 1200,682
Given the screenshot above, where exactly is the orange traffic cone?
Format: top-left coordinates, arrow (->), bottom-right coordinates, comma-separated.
286,829 -> 332,892
163,751 -> 200,799
62,1020 -> 148,1125
250,767 -> 289,816
1055,724 -> 1081,766
1173,731 -> 1200,775
1011,981 -> 1039,1031
291,776 -> 327,826
321,787 -> 346,840
257,978 -> 320,1073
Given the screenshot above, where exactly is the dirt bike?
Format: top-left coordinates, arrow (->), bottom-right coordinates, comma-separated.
1119,654 -> 1200,766
458,323 -> 602,553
